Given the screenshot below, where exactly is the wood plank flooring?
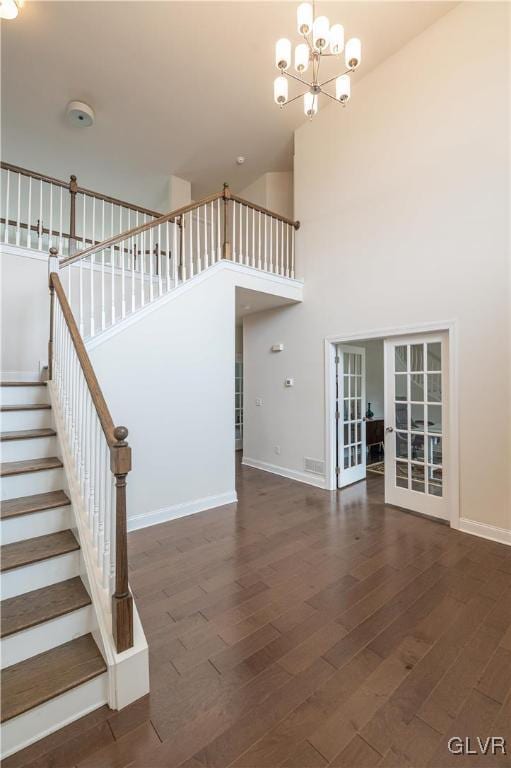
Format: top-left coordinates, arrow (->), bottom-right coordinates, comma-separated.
5,461 -> 511,768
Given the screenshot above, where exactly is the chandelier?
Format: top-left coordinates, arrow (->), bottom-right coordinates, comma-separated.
273,2 -> 362,119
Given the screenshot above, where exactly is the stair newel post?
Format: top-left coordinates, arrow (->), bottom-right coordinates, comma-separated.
48,246 -> 59,381
110,425 -> 134,653
69,174 -> 78,254
222,183 -> 231,260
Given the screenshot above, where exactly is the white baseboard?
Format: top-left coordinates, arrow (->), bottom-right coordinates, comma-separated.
459,517 -> 511,547
242,457 -> 327,489
127,490 -> 238,532
0,371 -> 40,382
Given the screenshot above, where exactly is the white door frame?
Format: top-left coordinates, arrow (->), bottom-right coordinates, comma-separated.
324,320 -> 460,530
336,345 -> 367,488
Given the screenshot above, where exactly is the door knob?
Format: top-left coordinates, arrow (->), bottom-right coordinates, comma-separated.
385,426 -> 394,433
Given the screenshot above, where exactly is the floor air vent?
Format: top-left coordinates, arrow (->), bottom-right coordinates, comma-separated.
304,457 -> 325,475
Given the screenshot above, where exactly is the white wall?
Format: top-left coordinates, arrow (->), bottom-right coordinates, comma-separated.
243,3 -> 510,531
1,249 -> 49,377
240,171 -> 294,219
89,269 -> 236,528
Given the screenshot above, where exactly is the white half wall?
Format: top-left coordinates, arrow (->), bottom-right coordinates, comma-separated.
243,3 -> 510,532
88,262 -> 303,530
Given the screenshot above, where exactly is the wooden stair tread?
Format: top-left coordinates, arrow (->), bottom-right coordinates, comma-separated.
1,530 -> 79,572
0,428 -> 56,442
0,456 -> 63,477
0,577 -> 91,638
1,633 -> 106,723
0,382 -> 46,387
1,490 -> 70,520
0,404 -> 51,412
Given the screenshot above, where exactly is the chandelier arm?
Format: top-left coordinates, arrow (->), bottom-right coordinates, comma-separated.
319,88 -> 341,104
285,90 -> 310,107
319,67 -> 353,89
283,70 -> 312,88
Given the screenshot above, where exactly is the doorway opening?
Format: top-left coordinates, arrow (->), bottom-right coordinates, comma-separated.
326,325 -> 458,526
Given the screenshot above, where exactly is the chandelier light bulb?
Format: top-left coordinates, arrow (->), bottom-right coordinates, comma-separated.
274,76 -> 289,105
296,3 -> 313,35
329,24 -> 344,55
345,37 -> 362,69
275,38 -> 291,71
294,43 -> 309,73
335,75 -> 351,103
304,92 -> 318,118
0,0 -> 19,19
312,16 -> 329,52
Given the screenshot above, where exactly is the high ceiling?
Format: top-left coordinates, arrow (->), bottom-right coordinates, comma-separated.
2,1 -> 455,209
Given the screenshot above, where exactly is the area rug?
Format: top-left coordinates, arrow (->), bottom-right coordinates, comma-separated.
367,461 -> 385,476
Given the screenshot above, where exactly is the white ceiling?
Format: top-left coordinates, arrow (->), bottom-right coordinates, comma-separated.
2,1 -> 455,209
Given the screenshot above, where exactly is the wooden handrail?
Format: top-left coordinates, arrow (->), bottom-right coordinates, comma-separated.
50,269 -> 118,446
49,251 -> 133,653
230,194 -> 300,229
60,190 -> 225,267
1,161 -> 161,219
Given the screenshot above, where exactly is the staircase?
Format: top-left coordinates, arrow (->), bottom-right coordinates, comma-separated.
0,380 -> 108,757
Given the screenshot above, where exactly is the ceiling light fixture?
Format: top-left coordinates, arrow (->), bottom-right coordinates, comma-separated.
0,0 -> 22,20
273,2 -> 362,120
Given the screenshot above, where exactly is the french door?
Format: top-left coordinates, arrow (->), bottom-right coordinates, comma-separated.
384,333 -> 448,520
336,345 -> 366,488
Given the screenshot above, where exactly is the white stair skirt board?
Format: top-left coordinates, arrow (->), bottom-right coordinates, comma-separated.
0,388 -> 48,406
459,518 -> 511,547
0,468 -> 64,500
0,672 -> 108,760
1,605 -> 95,668
1,436 -> 58,462
1,504 -> 72,544
1,550 -> 81,599
127,490 -> 238,532
0,410 -> 53,431
242,457 -> 327,490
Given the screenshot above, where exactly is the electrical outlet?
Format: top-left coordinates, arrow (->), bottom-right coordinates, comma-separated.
275,445 -> 281,455
256,398 -> 263,406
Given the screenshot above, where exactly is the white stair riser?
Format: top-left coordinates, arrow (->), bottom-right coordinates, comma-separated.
0,672 -> 108,759
1,468 -> 64,500
1,505 -> 71,544
1,410 -> 53,431
0,436 -> 57,462
1,550 -> 80,599
1,605 -> 94,669
0,388 -> 48,406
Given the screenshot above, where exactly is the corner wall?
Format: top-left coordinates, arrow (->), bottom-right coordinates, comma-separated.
243,3 -> 510,532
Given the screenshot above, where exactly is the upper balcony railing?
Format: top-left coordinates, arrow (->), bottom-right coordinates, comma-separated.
53,184 -> 300,340
1,161 -> 161,257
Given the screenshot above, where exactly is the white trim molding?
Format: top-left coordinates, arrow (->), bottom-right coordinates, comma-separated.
459,518 -> 511,547
127,490 -> 238,532
242,457 -> 327,489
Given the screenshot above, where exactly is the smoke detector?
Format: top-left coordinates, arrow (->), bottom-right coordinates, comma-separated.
236,156 -> 245,165
67,101 -> 95,128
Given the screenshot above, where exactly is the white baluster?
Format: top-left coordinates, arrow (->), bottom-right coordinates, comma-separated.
4,169 -> 10,243
38,179 -> 43,250
258,212 -> 262,270
111,205 -> 115,325
245,206 -> 249,265
79,254 -> 84,336
189,211 -> 193,277
233,201 -> 237,261
48,182 -> 53,248
59,186 -> 63,253
16,172 -> 21,246
166,222 -> 171,292
217,198 -> 221,260
204,205 -> 208,269
91,201 -> 95,337
121,236 -> 126,319
173,221 -> 178,286
82,193 -> 86,249
158,223 -> 162,296
149,224 -> 154,301
291,227 -> 295,278
252,208 -> 255,267
131,235 -> 136,313
140,231 -> 145,307
27,176 -> 32,248
270,217 -> 273,272
210,201 -> 214,265
264,215 -> 268,271
196,208 -> 201,272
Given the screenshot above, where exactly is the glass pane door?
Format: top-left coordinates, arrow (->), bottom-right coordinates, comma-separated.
337,345 -> 366,488
384,334 -> 448,520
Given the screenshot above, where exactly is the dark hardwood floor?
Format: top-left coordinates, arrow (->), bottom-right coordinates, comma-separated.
6,461 -> 511,768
